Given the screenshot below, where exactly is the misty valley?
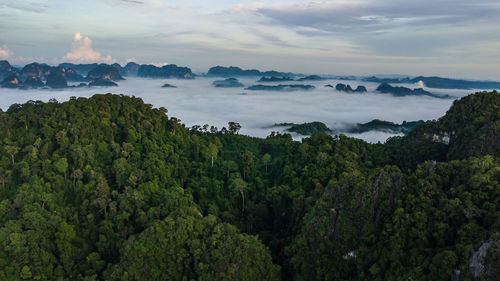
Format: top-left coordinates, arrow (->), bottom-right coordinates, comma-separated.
1,61 -> 493,143
2,1 -> 500,280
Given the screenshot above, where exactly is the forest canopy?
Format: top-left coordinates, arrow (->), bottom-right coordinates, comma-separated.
0,91 -> 499,280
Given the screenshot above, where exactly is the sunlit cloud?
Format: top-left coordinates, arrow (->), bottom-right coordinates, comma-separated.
63,32 -> 113,63
0,45 -> 11,59
150,62 -> 169,67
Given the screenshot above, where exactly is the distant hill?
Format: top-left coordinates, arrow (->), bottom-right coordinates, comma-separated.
0,60 -> 17,81
208,66 -> 297,77
258,76 -> 294,82
123,62 -> 140,76
376,83 -> 452,98
21,63 -> 85,82
364,75 -> 500,90
212,78 -> 244,88
138,64 -> 194,79
246,84 -> 315,91
296,75 -> 324,81
59,63 -> 99,76
411,76 -> 500,90
87,65 -> 124,81
347,119 -> 425,134
274,121 -> 333,135
334,83 -> 367,93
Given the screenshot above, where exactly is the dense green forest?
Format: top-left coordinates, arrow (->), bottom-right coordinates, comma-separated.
0,91 -> 499,280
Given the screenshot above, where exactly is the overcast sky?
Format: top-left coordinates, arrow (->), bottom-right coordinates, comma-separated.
1,0 -> 499,79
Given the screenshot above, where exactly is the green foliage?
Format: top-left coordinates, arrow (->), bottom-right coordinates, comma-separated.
0,92 -> 498,280
275,121 -> 332,135
108,211 -> 279,281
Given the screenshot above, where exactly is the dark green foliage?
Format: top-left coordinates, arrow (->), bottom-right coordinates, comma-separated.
109,211 -> 279,281
274,121 -> 333,135
348,119 -> 425,134
0,91 -> 499,281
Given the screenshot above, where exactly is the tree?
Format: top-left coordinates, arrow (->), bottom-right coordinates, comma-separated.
262,153 -> 271,173
239,152 -> 255,180
20,265 -> 32,280
108,213 -> 279,281
54,157 -> 69,177
4,145 -> 19,164
206,143 -> 219,167
232,178 -> 247,211
223,160 -> 238,179
72,169 -> 83,187
93,177 -> 111,217
228,122 -> 241,134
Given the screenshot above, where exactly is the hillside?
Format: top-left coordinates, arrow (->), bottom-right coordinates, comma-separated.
0,92 -> 499,280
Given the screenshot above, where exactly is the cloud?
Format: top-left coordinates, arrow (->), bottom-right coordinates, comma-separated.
113,0 -> 173,11
119,0 -> 144,4
0,44 -> 11,59
227,0 -> 500,59
245,27 -> 298,48
151,62 -> 169,67
0,44 -> 46,64
2,1 -> 49,13
63,32 -> 113,63
0,77 -> 470,143
251,0 -> 500,31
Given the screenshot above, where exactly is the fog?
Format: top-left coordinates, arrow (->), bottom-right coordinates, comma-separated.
0,77 -> 475,143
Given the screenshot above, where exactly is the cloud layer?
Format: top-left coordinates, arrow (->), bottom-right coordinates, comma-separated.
63,32 -> 113,63
253,0 -> 500,31
0,76 -> 473,143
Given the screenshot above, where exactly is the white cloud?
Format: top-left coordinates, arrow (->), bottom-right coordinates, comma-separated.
63,32 -> 113,63
151,62 -> 169,67
0,44 -> 11,59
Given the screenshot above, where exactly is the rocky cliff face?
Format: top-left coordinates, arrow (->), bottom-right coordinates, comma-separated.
21,63 -> 52,80
124,62 -> 140,76
89,78 -> 118,87
335,83 -> 367,93
1,74 -> 22,88
20,63 -> 85,82
58,63 -> 99,75
46,73 -> 68,89
87,65 -> 124,81
138,64 -> 193,79
23,76 -> 45,88
469,239 -> 500,280
0,60 -> 17,80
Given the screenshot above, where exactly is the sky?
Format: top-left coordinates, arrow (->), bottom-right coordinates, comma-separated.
1,0 -> 500,79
